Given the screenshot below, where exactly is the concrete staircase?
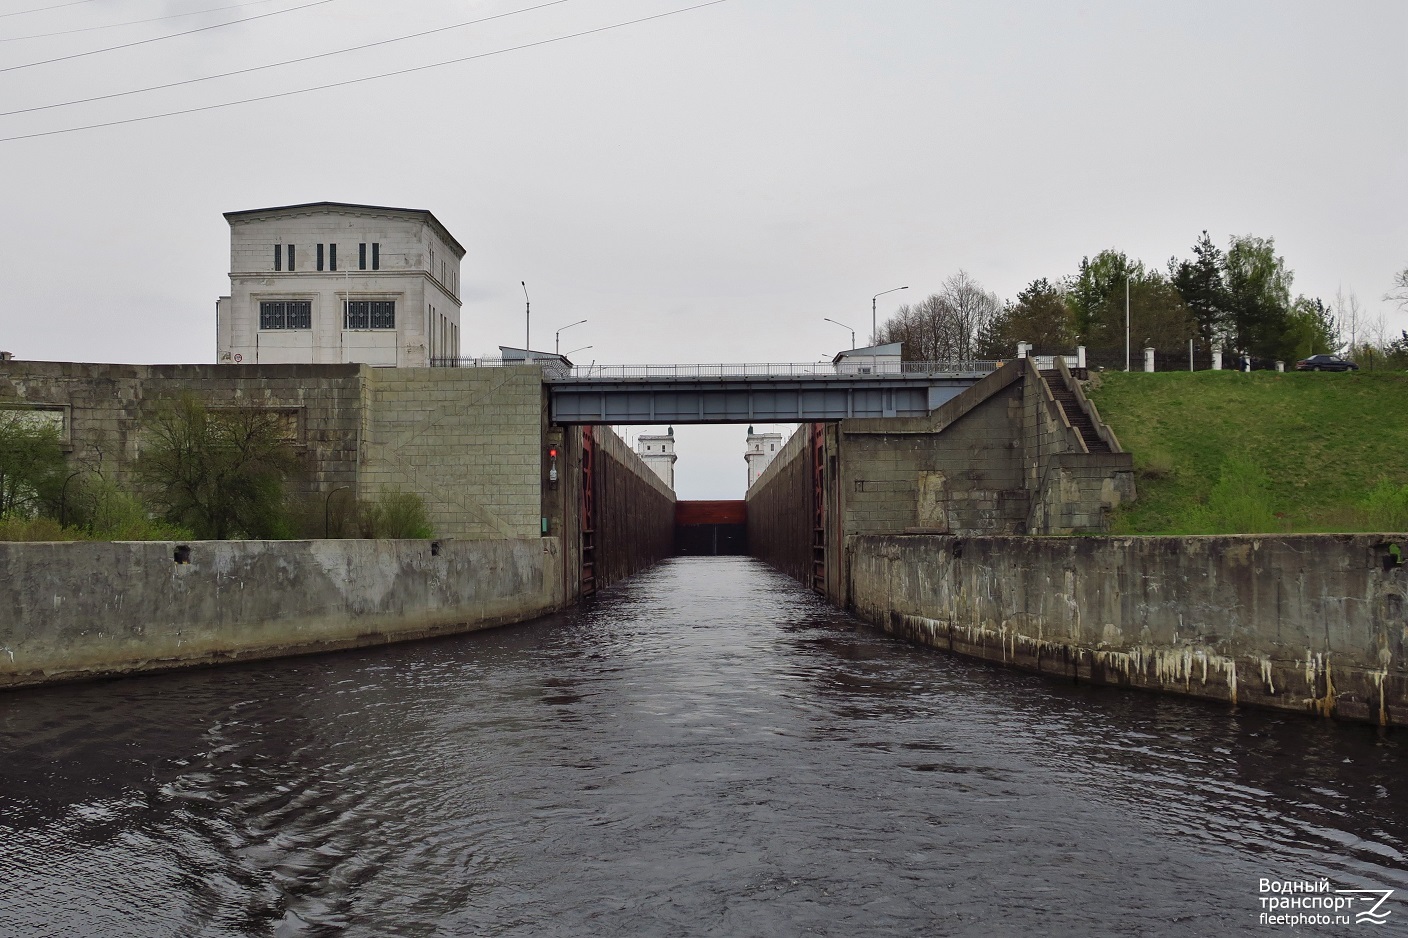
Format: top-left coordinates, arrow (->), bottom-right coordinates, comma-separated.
1039,369 -> 1111,454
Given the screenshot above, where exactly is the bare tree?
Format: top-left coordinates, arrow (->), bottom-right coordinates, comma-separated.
1386,267 -> 1408,312
877,271 -> 1001,362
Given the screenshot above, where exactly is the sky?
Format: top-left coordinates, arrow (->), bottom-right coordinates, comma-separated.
2,0 -> 1405,498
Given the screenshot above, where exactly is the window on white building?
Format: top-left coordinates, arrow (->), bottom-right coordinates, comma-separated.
344,300 -> 395,330
260,301 -> 311,330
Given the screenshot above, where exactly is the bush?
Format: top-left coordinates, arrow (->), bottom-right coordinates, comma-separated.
359,492 -> 434,539
0,411 -> 67,520
0,516 -> 84,542
77,477 -> 192,541
1204,456 -> 1279,533
136,394 -> 301,539
1362,482 -> 1408,532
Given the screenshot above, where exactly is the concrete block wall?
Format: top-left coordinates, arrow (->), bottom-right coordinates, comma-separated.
840,379 -> 1029,537
0,361 -> 363,500
360,366 -> 546,540
848,533 -> 1408,725
745,424 -> 813,585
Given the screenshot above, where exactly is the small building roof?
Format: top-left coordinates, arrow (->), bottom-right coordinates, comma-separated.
223,201 -> 465,258
498,346 -> 574,368
832,342 -> 902,364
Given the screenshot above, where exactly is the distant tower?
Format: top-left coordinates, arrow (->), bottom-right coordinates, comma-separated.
745,425 -> 784,489
636,426 -> 677,490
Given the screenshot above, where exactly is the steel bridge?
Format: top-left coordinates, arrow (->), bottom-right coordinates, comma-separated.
434,359 -> 1000,424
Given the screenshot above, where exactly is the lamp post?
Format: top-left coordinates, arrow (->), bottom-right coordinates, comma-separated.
563,345 -> 593,359
823,317 -> 855,349
872,286 -> 908,345
521,281 -> 531,358
556,319 -> 587,356
1125,275 -> 1132,372
324,484 -> 350,538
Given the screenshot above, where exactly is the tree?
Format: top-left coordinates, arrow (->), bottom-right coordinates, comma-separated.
1223,235 -> 1293,358
0,410 -> 67,519
1281,296 -> 1338,360
978,278 -> 1074,357
877,270 -> 1001,362
1168,231 -> 1232,344
1091,276 -> 1197,355
1066,249 -> 1142,344
1386,267 -> 1408,312
137,395 -> 302,539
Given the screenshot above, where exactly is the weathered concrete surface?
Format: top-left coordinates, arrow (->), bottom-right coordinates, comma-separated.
0,537 -> 562,688
745,425 -> 813,585
848,534 -> 1408,724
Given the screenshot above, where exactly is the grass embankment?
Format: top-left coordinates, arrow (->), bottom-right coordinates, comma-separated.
1083,370 -> 1408,534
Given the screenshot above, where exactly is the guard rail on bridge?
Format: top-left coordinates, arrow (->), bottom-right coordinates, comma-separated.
431,359 -> 1003,379
429,358 -> 1003,423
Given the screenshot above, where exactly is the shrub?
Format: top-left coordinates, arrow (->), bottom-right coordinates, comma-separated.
359,492 -> 434,539
0,516 -> 84,541
1362,482 -> 1408,532
1203,456 -> 1279,534
77,477 -> 192,541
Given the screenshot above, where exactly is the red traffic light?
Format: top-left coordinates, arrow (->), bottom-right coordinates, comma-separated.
548,447 -> 558,458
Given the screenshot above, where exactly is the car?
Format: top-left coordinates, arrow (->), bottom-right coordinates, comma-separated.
1295,354 -> 1358,372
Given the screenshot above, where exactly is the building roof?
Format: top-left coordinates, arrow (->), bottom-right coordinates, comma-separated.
832,341 -> 902,364
223,201 -> 465,257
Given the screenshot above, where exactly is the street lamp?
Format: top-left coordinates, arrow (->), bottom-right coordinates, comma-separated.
872,286 -> 908,345
556,319 -> 587,356
1125,275 -> 1132,372
563,345 -> 593,359
521,281 -> 531,358
823,317 -> 855,349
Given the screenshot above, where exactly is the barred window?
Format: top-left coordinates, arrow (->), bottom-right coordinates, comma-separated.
260,301 -> 312,330
344,300 -> 395,330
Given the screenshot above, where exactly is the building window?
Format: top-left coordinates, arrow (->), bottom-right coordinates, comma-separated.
286,244 -> 295,271
274,245 -> 281,271
359,243 -> 366,270
260,300 -> 311,330
372,242 -> 380,270
344,300 -> 395,330
317,244 -> 324,271
329,243 -> 337,271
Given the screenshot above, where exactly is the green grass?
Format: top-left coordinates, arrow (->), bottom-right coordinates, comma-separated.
1083,370 -> 1408,534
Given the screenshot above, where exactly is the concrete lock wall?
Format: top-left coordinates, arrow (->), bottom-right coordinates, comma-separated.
556,424 -> 675,597
745,424 -> 812,585
848,534 -> 1408,725
0,537 -> 563,689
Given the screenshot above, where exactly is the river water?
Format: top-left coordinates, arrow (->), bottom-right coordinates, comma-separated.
2,557 -> 1406,937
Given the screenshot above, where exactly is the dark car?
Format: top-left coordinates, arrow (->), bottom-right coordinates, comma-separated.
1295,354 -> 1358,372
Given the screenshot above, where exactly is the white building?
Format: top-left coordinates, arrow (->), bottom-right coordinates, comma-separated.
745,425 -> 784,488
635,428 -> 677,490
216,202 -> 464,367
832,342 -> 903,374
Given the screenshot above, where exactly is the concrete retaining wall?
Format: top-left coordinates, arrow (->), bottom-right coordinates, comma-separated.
848,534 -> 1408,724
745,425 -> 812,584
0,537 -> 562,688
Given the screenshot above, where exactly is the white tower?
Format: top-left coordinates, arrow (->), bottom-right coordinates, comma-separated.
636,427 -> 677,490
745,425 -> 784,488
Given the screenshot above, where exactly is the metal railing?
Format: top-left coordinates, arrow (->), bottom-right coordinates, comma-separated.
429,358 -> 1002,380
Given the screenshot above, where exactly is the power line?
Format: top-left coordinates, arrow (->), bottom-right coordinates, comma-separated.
0,0 -> 340,72
1,0 -> 289,42
0,0 -> 731,143
1,0 -> 101,19
1,0 -> 577,117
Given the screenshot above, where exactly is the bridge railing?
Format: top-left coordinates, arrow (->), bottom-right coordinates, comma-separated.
429,359 -> 1003,379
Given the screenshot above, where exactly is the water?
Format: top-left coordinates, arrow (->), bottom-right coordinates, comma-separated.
2,557 -> 1406,937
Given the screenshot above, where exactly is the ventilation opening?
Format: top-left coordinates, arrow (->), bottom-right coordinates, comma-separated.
174,545 -> 192,564
431,540 -> 442,557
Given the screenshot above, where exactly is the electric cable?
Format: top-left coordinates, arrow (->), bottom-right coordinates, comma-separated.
0,0 -> 730,143
1,0 -> 340,73
1,0 -> 101,18
1,0 -> 576,117
1,0 -> 290,42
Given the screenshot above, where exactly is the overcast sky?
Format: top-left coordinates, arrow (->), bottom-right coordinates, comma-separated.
2,0 -> 1405,498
